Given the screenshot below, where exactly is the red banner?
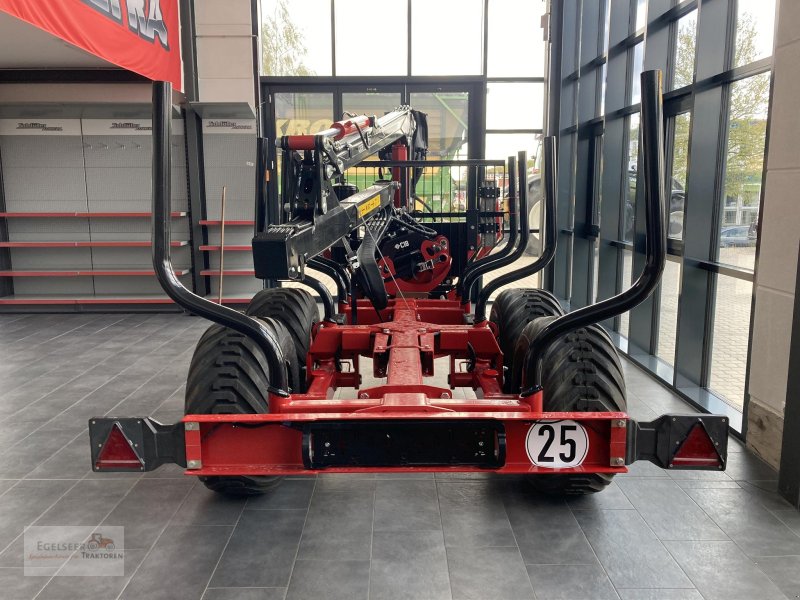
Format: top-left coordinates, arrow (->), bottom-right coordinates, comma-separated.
0,0 -> 182,91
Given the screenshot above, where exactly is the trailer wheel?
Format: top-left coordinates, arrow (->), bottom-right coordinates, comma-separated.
490,289 -> 564,393
513,317 -> 627,495
185,318 -> 297,496
246,288 -> 318,393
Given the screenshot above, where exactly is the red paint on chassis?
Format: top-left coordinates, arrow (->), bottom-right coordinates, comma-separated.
182,299 -> 630,476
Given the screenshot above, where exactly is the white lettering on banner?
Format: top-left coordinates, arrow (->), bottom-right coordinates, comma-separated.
83,0 -> 168,49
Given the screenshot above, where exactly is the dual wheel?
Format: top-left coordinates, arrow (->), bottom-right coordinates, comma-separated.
490,289 -> 627,494
185,288 -> 318,496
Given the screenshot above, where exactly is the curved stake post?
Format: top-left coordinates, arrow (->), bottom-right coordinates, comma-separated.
150,81 -> 290,396
459,152 -> 528,304
474,136 -> 559,322
520,70 -> 667,396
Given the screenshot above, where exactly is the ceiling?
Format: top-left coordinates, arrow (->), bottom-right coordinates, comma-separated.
0,11 -> 115,69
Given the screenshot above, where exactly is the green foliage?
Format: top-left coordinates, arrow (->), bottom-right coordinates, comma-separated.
261,0 -> 315,76
673,12 -> 769,203
724,14 -> 770,202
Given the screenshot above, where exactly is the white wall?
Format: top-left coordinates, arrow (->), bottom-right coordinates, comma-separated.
193,0 -> 256,107
746,0 -> 800,467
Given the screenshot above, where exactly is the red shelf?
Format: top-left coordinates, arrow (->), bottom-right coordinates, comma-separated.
200,269 -> 255,276
0,292 -> 250,305
0,212 -> 187,218
199,244 -> 251,252
0,269 -> 189,277
0,241 -> 188,248
199,220 -> 255,226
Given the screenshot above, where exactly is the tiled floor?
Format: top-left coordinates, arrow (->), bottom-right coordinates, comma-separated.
0,312 -> 797,600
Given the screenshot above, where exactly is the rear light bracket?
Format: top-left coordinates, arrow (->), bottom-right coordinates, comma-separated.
89,417 -> 186,472
627,414 -> 728,470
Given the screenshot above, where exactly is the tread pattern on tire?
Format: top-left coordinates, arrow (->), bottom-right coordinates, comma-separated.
513,316 -> 627,495
246,288 -> 318,393
185,317 -> 295,496
490,289 -> 564,393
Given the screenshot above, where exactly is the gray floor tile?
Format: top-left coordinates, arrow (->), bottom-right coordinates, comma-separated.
121,525 -> 232,600
35,478 -> 136,526
527,563 -> 619,600
370,530 -> 450,600
37,547 -> 147,599
615,478 -> 727,541
314,475 -> 378,493
0,480 -> 19,497
101,478 -> 194,549
773,509 -> 800,536
724,450 -> 778,482
374,479 -> 441,531
438,481 -> 516,548
0,567 -> 50,600
245,479 -> 315,510
672,479 -> 742,489
755,555 -> 800,599
171,485 -> 248,525
210,509 -> 306,588
574,510 -> 693,589
203,589 -> 287,600
664,540 -> 786,600
285,559 -> 369,600
504,486 -> 597,565
297,490 -> 373,561
618,461 -> 670,478
737,479 -> 795,511
685,487 -> 800,557
617,590 -> 703,600
0,479 -> 76,551
447,546 -> 535,600
567,481 -> 634,510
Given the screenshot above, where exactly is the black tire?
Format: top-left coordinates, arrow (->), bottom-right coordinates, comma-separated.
246,288 -> 318,393
185,318 -> 296,496
513,317 -> 627,495
490,289 -> 564,393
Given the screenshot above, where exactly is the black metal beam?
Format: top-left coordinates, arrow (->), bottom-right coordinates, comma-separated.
0,143 -> 12,298
0,69 -> 147,84
779,243 -> 800,508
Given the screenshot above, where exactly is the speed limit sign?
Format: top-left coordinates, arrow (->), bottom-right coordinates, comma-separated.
526,420 -> 589,468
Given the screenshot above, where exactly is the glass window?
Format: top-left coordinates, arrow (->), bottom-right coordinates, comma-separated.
709,275 -> 753,410
411,0 -> 483,75
734,0 -> 776,68
630,43 -> 644,104
342,92 -> 403,118
656,259 -> 681,365
624,113 -> 640,242
672,9 -> 697,90
487,0 -> 546,77
486,83 -> 544,131
718,73 -> 769,271
635,0 -> 647,32
274,93 -> 334,193
261,0 -> 332,76
668,112 -> 691,241
602,0 -> 611,55
409,91 -> 469,158
598,63 -> 608,116
619,249 -> 633,335
335,0 -> 407,75
274,93 -> 334,136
